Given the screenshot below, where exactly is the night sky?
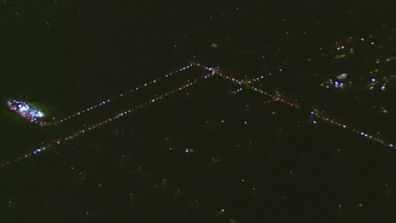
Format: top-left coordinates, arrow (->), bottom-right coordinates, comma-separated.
1,1 -> 396,222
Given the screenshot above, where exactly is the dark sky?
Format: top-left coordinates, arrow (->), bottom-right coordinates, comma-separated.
1,1 -> 396,222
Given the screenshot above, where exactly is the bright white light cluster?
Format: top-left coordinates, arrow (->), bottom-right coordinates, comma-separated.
6,99 -> 45,122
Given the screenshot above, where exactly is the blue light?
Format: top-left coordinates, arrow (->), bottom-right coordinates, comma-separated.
6,99 -> 45,122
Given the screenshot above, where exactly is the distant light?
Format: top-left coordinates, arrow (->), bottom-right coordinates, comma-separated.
336,73 -> 348,80
37,111 -> 44,118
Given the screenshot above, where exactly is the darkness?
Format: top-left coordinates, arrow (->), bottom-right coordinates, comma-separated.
1,1 -> 396,222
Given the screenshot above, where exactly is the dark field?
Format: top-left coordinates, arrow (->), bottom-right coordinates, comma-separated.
1,1 -> 396,222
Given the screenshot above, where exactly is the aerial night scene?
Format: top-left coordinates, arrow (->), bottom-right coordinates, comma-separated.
1,1 -> 396,222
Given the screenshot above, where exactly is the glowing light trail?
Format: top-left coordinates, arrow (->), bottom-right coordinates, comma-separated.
5,64 -> 196,127
212,67 -> 394,149
1,62 -> 394,169
1,67 -> 215,168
